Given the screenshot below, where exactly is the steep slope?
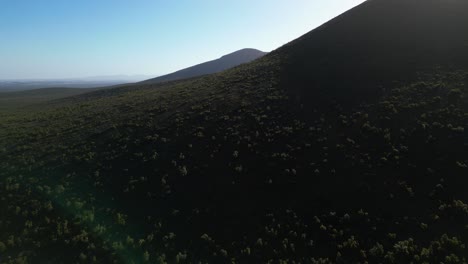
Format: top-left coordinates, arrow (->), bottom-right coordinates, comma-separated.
143,48 -> 267,83
276,0 -> 468,105
1,0 -> 468,263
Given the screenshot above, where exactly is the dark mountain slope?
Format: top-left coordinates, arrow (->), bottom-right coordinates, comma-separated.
276,0 -> 468,105
1,0 -> 468,263
143,48 -> 267,83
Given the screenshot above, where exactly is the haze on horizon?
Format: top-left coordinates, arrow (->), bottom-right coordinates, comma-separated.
0,0 -> 365,80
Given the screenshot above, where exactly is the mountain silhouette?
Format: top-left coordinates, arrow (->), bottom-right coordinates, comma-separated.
274,0 -> 468,106
143,48 -> 267,83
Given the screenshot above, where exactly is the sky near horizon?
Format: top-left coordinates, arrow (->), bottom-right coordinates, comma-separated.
0,0 -> 365,79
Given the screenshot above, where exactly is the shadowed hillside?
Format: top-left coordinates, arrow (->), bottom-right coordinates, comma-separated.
143,48 -> 267,83
276,0 -> 468,106
1,0 -> 468,263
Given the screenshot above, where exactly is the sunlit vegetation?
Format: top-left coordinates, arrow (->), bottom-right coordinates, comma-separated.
1,53 -> 467,262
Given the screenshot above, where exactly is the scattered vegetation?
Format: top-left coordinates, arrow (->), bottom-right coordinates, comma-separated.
2,0 -> 468,261
1,53 -> 467,262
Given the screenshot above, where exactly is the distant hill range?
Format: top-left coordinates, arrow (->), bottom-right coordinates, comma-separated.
0,75 -> 152,92
143,48 -> 267,83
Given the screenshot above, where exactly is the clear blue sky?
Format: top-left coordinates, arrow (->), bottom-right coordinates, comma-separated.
0,0 -> 365,79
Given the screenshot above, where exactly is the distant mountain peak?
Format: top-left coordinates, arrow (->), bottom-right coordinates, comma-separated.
220,48 -> 266,57
143,48 -> 267,84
